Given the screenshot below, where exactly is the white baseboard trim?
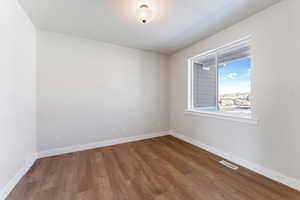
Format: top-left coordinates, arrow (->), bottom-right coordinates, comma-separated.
38,131 -> 170,158
0,152 -> 37,200
170,131 -> 300,192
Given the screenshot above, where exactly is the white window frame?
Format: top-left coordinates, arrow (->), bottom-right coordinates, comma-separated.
186,36 -> 258,125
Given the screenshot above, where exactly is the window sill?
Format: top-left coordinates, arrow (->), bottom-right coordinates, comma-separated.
185,110 -> 259,125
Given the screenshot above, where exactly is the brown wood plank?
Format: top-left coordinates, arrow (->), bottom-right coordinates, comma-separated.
6,136 -> 300,200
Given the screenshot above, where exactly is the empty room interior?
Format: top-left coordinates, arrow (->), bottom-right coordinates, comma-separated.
2,0 -> 300,199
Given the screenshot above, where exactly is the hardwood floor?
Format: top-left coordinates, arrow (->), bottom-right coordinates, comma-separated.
7,136 -> 300,200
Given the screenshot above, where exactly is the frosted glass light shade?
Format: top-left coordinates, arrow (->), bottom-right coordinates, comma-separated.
136,5 -> 154,24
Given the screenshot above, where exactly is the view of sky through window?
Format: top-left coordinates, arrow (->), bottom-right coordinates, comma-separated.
219,58 -> 251,95
218,58 -> 251,112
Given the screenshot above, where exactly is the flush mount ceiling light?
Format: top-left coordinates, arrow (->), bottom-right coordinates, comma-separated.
136,4 -> 154,24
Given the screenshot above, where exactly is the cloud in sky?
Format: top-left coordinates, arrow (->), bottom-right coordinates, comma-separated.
219,80 -> 251,95
248,68 -> 251,76
226,72 -> 238,79
218,57 -> 251,95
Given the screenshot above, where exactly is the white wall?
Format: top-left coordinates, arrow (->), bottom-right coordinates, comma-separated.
0,0 -> 36,193
37,31 -> 169,152
2,0 -> 299,195
170,0 -> 300,182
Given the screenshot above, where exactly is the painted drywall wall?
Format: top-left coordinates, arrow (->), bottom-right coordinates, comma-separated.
0,0 -> 36,193
37,31 -> 169,152
170,0 -> 300,181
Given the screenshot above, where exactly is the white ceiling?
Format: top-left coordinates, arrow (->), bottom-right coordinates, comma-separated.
18,0 -> 281,55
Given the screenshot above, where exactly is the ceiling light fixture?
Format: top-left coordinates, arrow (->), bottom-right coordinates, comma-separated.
136,4 -> 154,24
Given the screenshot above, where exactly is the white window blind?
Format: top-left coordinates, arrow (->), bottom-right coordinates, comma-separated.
218,42 -> 251,65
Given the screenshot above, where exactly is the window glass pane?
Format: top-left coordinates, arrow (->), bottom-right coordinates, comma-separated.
218,57 -> 251,113
192,52 -> 217,110
189,38 -> 252,116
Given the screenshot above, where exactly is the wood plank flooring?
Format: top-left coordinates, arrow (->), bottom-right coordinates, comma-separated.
7,136 -> 300,200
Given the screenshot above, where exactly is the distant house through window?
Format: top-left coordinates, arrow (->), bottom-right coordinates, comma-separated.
188,37 -> 252,118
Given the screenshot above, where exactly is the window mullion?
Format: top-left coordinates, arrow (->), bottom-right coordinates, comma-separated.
215,52 -> 219,111
190,60 -> 194,110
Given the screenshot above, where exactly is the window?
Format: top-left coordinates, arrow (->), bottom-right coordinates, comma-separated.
188,37 -> 254,120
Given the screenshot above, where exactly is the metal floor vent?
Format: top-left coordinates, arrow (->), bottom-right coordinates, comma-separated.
219,160 -> 239,170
